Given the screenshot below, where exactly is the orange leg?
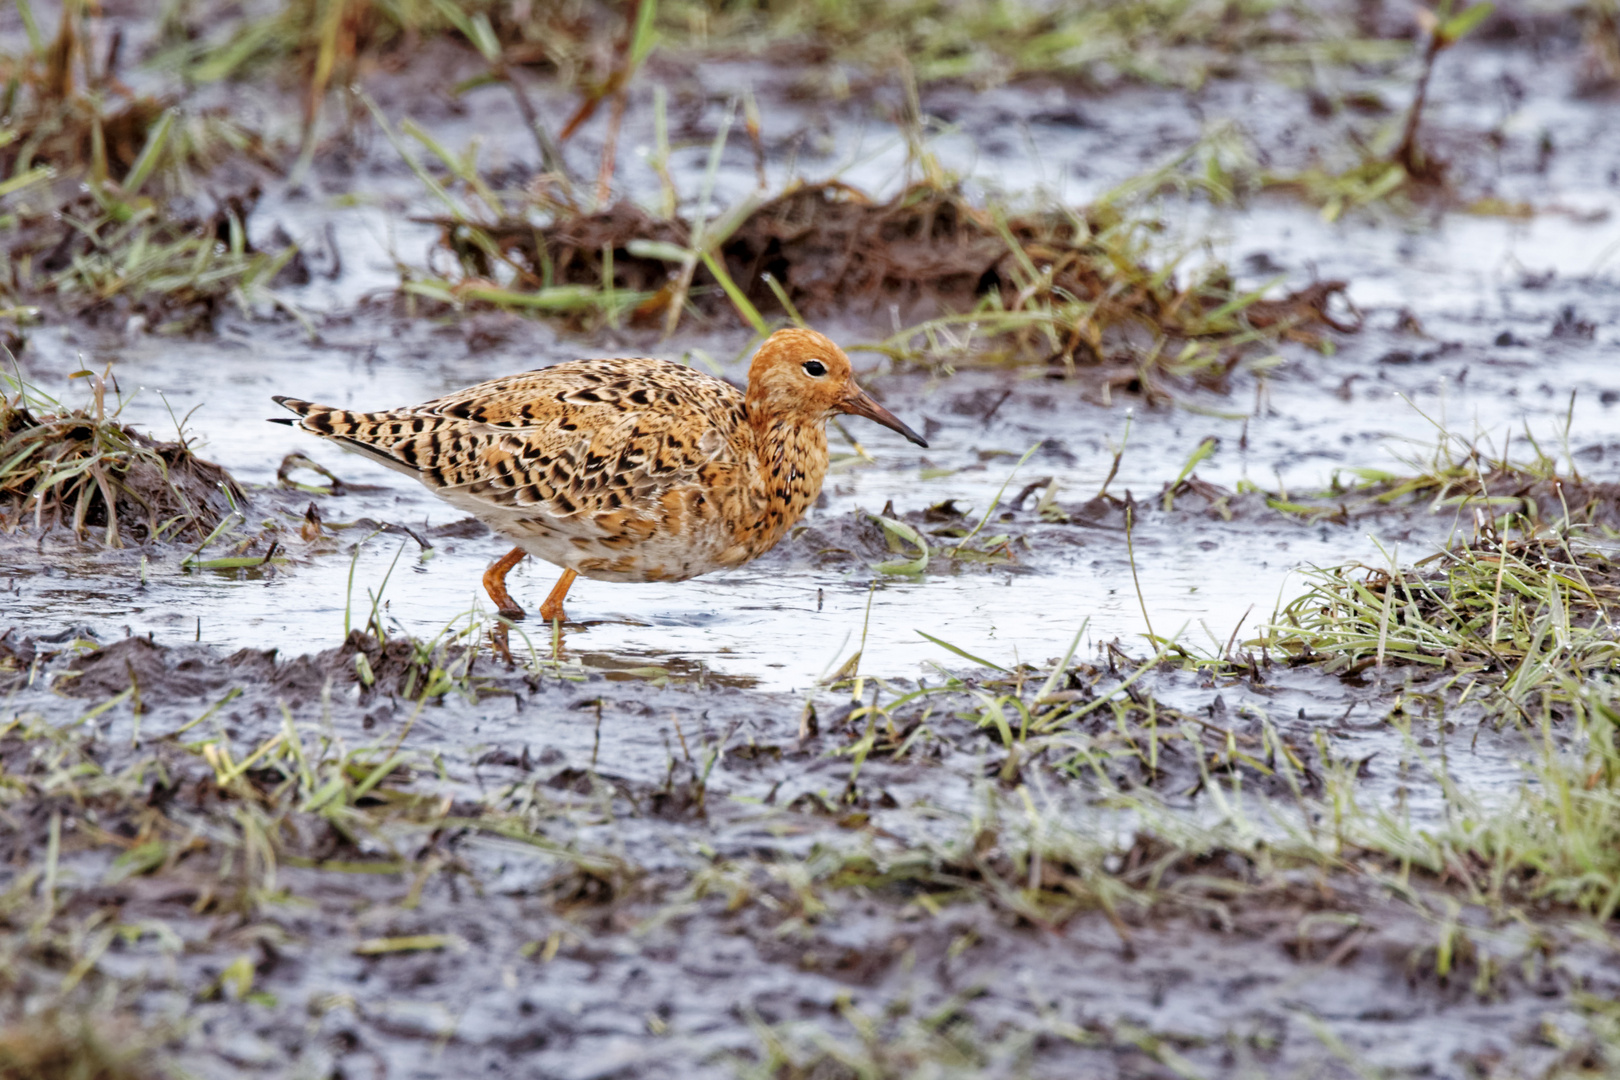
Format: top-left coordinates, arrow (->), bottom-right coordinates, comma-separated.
538,568 -> 578,624
483,546 -> 528,620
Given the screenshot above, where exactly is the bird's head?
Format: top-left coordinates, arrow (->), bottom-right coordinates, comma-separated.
745,327 -> 928,447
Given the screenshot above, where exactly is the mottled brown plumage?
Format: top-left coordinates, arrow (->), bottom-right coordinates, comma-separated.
271,328 -> 926,622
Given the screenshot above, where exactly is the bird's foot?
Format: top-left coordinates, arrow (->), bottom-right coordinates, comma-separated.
484,546 -> 529,621
537,568 -> 578,626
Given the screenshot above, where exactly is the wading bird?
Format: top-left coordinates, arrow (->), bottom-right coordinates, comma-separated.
271,328 -> 927,623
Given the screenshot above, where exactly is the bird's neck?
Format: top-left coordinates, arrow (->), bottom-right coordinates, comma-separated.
744,401 -> 829,546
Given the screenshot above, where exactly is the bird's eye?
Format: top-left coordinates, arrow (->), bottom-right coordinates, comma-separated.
802,359 -> 828,378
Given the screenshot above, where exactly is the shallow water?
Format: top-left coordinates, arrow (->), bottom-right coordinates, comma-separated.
9,42 -> 1596,699
9,188 -> 1618,693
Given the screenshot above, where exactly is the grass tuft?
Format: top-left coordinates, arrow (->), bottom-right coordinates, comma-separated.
1255,426 -> 1620,719
1,1 -> 289,329
0,1010 -> 167,1080
176,0 -> 1405,103
0,370 -> 244,545
1269,530 -> 1620,681
407,161 -> 1355,389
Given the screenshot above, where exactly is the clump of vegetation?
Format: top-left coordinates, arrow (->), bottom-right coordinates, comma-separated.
1,170 -> 291,332
1578,1 -> 1620,94
1,0 -> 290,330
393,99 -> 1355,393
0,371 -> 244,545
1254,418 -> 1620,528
0,1010 -> 168,1080
1254,425 -> 1620,707
1211,428 -> 1620,920
175,0 -> 1401,103
427,178 -> 1348,349
4,0 -> 176,179
1270,529 -> 1620,685
1279,592 -> 1620,920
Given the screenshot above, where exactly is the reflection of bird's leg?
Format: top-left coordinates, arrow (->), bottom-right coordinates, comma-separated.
539,568 -> 578,624
483,546 -> 528,620
490,622 -> 514,667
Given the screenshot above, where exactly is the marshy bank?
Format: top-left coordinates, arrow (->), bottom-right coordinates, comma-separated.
3,1 -> 1620,1077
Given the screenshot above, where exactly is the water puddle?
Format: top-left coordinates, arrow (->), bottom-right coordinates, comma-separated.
8,290 -> 1616,694
1,17 -> 1614,732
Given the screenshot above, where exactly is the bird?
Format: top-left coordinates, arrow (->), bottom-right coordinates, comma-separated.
269,327 -> 927,624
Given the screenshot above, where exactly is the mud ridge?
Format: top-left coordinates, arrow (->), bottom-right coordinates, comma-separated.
426,180 -> 1355,361
0,397 -> 245,545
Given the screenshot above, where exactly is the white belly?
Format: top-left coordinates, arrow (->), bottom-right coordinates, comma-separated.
439,490 -> 737,584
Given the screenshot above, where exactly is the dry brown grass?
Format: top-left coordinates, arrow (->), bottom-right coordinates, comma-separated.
0,374 -> 244,545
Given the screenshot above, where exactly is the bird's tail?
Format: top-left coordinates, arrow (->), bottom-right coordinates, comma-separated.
269,395 -> 378,437
268,396 -> 426,476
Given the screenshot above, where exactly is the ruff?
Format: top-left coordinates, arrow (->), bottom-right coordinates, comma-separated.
272,328 -> 927,623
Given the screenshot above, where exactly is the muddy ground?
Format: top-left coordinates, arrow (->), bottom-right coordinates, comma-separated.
3,4 -> 1620,1079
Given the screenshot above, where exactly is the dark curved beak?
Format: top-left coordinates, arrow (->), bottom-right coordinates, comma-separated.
840,384 -> 929,448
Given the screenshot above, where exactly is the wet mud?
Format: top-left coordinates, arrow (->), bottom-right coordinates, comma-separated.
0,396 -> 246,544
3,5 -> 1620,1079
4,622 -> 1613,1080
434,179 -> 1353,360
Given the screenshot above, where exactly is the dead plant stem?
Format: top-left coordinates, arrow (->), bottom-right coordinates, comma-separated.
1392,32 -> 1444,177
499,62 -> 575,198
594,89 -> 629,210
1123,494 -> 1157,646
